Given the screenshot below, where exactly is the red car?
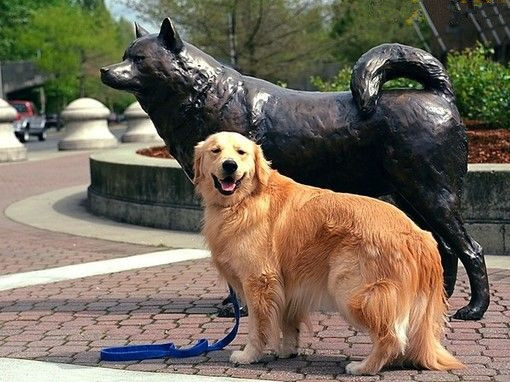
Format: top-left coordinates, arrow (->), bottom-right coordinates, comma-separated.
9,100 -> 47,142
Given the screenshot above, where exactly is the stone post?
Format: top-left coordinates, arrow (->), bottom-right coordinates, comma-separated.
121,101 -> 163,143
58,98 -> 117,150
0,98 -> 27,162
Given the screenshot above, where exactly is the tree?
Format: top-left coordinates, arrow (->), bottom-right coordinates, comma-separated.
125,0 -> 332,84
14,2 -> 134,112
0,0 -> 61,59
329,0 -> 426,65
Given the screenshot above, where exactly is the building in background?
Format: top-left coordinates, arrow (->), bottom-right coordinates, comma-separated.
420,0 -> 510,61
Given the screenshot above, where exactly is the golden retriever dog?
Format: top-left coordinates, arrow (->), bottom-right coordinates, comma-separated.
194,131 -> 463,375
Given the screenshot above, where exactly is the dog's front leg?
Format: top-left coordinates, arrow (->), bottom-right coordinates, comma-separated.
230,272 -> 283,365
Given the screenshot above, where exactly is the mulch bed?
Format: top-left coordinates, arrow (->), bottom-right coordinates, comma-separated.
467,128 -> 510,163
137,128 -> 510,164
137,145 -> 172,159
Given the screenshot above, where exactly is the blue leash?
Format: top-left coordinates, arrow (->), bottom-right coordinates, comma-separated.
100,286 -> 240,361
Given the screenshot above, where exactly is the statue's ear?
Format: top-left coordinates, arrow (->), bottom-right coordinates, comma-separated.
134,22 -> 150,38
158,17 -> 184,53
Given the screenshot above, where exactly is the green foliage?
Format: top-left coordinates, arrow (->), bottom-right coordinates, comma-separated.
329,0 -> 427,65
447,44 -> 510,128
5,1 -> 134,113
312,43 -> 510,129
0,0 -> 62,59
126,0 -> 332,84
310,67 -> 351,92
311,67 -> 421,92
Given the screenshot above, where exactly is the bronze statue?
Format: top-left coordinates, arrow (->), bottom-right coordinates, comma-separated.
101,18 -> 489,320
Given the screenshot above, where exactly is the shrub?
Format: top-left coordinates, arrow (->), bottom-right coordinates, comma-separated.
447,43 -> 510,128
312,43 -> 510,129
311,67 -> 422,92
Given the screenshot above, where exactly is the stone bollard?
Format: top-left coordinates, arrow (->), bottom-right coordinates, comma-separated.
0,98 -> 27,162
121,101 -> 163,143
58,98 -> 117,150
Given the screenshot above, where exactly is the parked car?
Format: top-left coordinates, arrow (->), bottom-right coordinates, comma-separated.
45,113 -> 63,130
8,100 -> 47,142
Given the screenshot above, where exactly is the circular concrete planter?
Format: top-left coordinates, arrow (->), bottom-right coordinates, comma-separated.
121,102 -> 163,143
59,98 -> 118,150
88,146 -> 201,232
0,98 -> 26,162
88,147 -> 510,255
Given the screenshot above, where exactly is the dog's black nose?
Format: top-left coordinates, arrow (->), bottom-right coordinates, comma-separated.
100,67 -> 109,74
222,159 -> 238,174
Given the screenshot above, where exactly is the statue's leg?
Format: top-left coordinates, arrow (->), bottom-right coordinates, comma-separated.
451,236 -> 488,320
391,194 -> 458,297
391,183 -> 489,320
382,138 -> 490,320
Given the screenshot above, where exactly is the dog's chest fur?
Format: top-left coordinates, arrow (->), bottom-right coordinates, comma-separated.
203,199 -> 273,279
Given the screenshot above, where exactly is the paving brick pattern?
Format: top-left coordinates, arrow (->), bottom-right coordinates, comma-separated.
0,259 -> 508,381
0,154 -> 155,275
1,151 -> 509,381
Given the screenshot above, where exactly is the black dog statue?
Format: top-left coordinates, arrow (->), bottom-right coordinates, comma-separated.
101,18 -> 489,320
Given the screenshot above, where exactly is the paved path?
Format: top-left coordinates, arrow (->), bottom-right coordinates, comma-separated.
0,148 -> 509,381
0,152 -> 155,275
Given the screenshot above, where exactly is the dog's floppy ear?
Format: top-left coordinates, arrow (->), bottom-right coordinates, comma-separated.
254,142 -> 271,186
158,17 -> 184,53
193,141 -> 205,185
134,22 -> 149,38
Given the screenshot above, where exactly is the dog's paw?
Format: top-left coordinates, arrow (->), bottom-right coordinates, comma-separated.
230,350 -> 261,364
345,361 -> 364,375
277,350 -> 298,359
277,343 -> 298,359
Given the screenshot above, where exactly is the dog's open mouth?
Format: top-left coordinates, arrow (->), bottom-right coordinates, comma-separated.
212,174 -> 245,195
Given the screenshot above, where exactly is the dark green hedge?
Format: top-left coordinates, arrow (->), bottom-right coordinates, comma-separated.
312,44 -> 510,129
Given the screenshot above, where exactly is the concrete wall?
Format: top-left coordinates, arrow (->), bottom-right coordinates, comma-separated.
88,147 -> 510,255
462,164 -> 510,256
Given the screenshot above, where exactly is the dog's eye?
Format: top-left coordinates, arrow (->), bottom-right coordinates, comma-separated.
211,148 -> 221,153
237,149 -> 246,155
134,55 -> 146,62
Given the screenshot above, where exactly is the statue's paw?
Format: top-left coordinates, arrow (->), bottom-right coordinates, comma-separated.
453,304 -> 484,320
217,304 -> 248,318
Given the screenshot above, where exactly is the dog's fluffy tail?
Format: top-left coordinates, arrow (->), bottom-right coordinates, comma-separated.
404,234 -> 464,370
350,43 -> 455,115
349,233 -> 463,371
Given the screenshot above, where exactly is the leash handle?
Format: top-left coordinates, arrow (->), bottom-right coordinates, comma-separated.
100,286 -> 240,361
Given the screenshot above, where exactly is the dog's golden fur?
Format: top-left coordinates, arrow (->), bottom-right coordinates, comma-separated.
194,132 -> 463,375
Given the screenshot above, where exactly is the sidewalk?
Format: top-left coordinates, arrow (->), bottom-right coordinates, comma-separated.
0,148 -> 509,381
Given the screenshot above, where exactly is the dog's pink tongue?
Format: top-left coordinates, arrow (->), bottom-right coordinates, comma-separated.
220,180 -> 236,192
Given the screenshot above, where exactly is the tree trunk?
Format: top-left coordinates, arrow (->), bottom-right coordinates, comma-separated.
228,1 -> 238,70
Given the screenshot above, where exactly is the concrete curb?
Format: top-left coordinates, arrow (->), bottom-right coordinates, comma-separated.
4,185 -> 205,249
0,358 -> 269,382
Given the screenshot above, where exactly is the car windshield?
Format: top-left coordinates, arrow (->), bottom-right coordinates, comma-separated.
11,103 -> 28,113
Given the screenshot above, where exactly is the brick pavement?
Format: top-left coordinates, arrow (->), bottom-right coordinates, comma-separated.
0,153 -> 157,274
1,152 -> 509,381
0,259 -> 508,381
